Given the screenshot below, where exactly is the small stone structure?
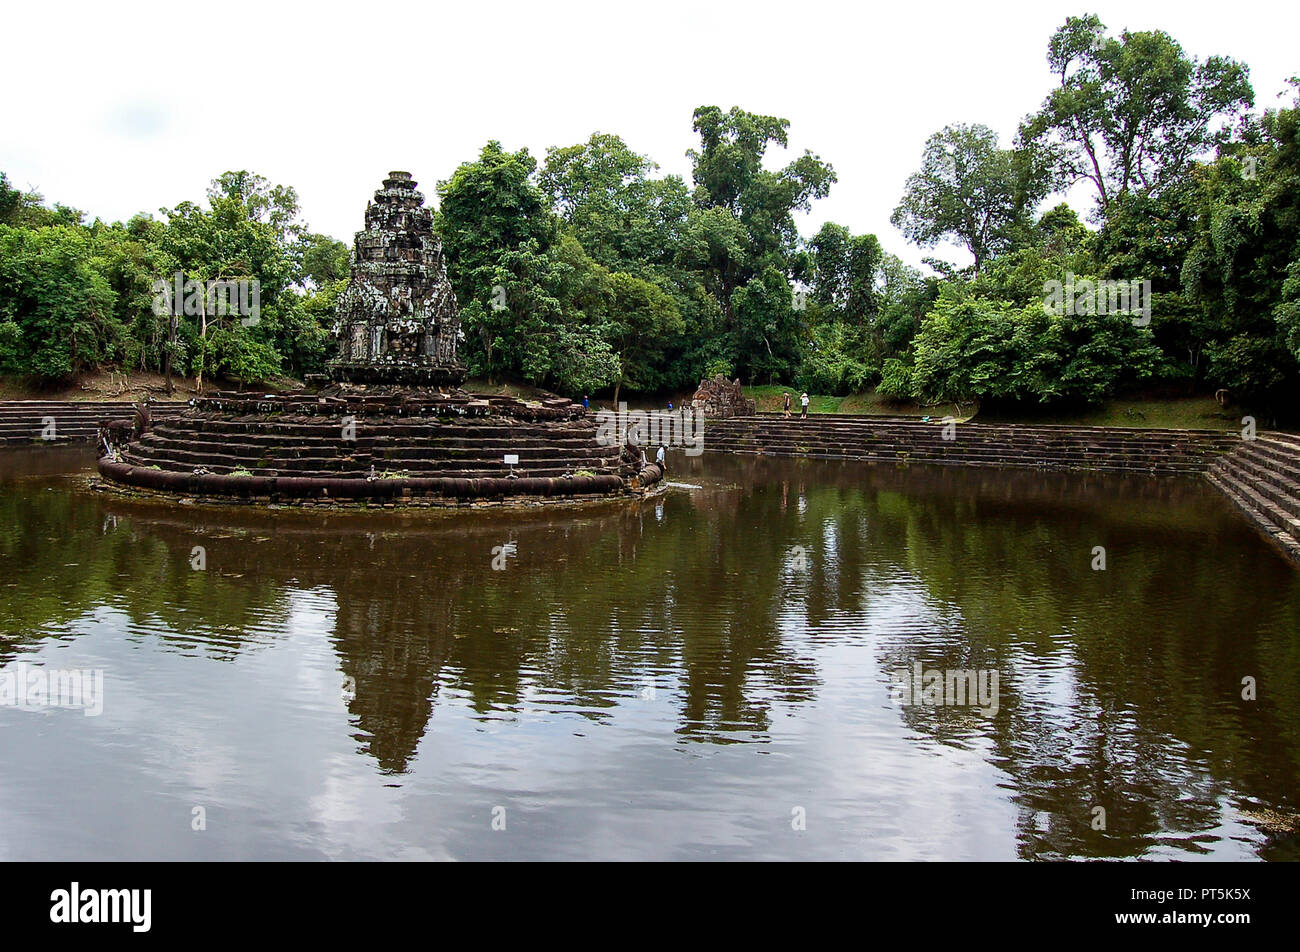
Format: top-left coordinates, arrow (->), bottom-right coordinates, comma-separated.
690,375 -> 755,418
327,172 -> 466,388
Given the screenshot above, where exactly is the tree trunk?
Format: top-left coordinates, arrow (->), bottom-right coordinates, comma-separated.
195,311 -> 207,395
163,315 -> 176,395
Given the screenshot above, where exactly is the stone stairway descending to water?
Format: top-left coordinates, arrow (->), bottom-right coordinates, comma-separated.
704,413 -> 1237,476
122,412 -> 623,480
0,400 -> 183,446
1207,432 -> 1300,563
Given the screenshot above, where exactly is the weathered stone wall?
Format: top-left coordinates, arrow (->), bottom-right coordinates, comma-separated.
1207,433 -> 1300,564
704,414 -> 1237,476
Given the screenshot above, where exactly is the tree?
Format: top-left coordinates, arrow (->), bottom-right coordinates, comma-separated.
300,233 -> 350,287
686,105 -> 835,365
207,171 -> 305,244
891,124 -> 1059,273
0,225 -> 120,380
158,172 -> 298,390
0,172 -> 85,229
909,284 -> 1159,407
605,271 -> 684,404
732,267 -> 801,384
437,143 -> 623,395
1023,14 -> 1253,215
1182,81 -> 1300,408
437,141 -> 559,382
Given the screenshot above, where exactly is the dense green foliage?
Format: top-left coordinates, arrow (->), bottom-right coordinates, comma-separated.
2,14 -> 1298,417
0,169 -> 338,388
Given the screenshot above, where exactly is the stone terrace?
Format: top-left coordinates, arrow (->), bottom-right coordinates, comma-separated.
118,391 -> 623,481
0,400 -> 183,446
703,412 -> 1238,477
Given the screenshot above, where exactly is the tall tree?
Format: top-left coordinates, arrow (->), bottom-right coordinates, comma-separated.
1023,14 -> 1253,214
891,124 -> 1059,273
686,106 -> 835,378
436,142 -> 620,394
1183,82 -> 1300,408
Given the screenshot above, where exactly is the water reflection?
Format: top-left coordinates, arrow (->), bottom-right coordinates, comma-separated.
0,448 -> 1297,860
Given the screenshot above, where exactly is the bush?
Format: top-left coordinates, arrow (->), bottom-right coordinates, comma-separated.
877,358 -> 914,401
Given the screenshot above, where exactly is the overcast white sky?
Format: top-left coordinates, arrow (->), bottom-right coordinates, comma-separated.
3,0 -> 1297,273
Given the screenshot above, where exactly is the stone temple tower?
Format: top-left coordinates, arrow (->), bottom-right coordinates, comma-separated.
327,171 -> 466,387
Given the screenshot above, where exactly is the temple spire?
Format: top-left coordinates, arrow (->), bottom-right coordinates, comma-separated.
327,171 -> 466,387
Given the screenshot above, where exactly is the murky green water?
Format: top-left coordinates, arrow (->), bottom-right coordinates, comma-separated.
1,447 -> 1297,860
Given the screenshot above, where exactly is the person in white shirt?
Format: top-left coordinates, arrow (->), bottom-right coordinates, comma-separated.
655,445 -> 666,472
800,392 -> 810,419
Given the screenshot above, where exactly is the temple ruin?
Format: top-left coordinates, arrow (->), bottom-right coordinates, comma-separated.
689,375 -> 755,418
328,172 -> 466,387
96,171 -> 663,507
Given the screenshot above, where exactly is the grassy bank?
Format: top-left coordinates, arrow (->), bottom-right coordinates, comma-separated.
742,385 -> 935,417
741,385 -> 1240,430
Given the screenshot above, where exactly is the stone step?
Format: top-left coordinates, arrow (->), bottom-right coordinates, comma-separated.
1221,457 -> 1300,522
137,430 -> 605,454
154,420 -> 596,441
742,412 -> 1234,436
1207,470 -> 1300,561
712,426 -> 1227,447
700,416 -> 1235,476
1238,441 -> 1300,484
1262,431 -> 1300,450
135,438 -> 602,457
1222,444 -> 1300,488
121,456 -> 622,480
703,444 -> 1205,475
703,438 -> 1215,462
133,442 -> 620,463
708,417 -> 1232,435
707,436 -> 1211,455
125,442 -> 617,470
0,401 -> 183,445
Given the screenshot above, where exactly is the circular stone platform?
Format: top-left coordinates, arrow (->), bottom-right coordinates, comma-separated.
96,387 -> 663,507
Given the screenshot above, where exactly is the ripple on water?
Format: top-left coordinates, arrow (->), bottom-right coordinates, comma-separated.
0,452 -> 1297,859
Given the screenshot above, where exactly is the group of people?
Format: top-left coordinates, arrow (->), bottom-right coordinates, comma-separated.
783,391 -> 810,419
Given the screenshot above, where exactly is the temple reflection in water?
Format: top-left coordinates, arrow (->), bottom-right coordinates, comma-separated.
2,451 -> 1299,859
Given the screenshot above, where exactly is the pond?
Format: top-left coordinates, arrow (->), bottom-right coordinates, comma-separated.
1,447 -> 1297,860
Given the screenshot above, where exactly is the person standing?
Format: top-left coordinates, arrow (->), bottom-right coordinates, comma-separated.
783,392 -> 792,418
655,444 -> 666,473
800,392 -> 810,419
582,395 -> 589,410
